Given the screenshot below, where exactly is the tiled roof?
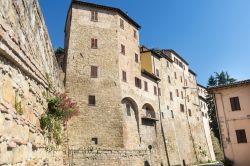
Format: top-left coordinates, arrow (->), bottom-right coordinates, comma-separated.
208,79 -> 250,91
72,0 -> 141,29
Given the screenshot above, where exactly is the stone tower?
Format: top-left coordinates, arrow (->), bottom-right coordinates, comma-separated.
64,1 -> 213,165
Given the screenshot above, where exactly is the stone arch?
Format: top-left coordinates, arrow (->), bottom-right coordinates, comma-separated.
140,103 -> 157,147
121,97 -> 140,148
142,103 -> 156,119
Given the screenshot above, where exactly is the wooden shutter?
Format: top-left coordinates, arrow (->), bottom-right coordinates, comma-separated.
89,95 -> 96,105
122,71 -> 126,82
170,92 -> 173,101
236,130 -> 247,143
230,97 -> 241,111
135,53 -> 139,63
144,81 -> 148,91
91,66 -> 98,78
154,86 -> 157,95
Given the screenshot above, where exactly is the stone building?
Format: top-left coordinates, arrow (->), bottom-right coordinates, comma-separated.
209,79 -> 250,166
197,84 -> 216,161
64,1 -> 214,165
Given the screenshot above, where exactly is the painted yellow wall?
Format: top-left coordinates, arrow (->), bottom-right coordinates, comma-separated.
141,52 -> 153,73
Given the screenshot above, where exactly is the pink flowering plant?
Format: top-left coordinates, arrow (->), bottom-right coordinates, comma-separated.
40,92 -> 79,145
41,74 -> 79,146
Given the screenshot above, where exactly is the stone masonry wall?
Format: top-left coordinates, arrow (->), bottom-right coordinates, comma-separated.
0,0 -> 63,165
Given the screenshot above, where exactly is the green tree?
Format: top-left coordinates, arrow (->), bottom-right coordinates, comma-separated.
54,47 -> 64,55
207,71 -> 236,140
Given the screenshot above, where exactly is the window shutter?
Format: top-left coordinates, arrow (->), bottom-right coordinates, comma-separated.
122,71 -> 126,82
91,11 -> 95,21
95,12 -> 98,21
91,66 -> 98,78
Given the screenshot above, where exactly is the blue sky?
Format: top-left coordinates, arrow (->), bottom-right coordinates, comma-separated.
39,0 -> 250,85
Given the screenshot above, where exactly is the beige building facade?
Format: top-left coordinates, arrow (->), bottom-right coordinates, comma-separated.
64,1 -> 214,165
198,84 -> 216,161
209,80 -> 250,166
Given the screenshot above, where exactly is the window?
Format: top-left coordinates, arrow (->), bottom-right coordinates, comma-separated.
158,88 -> 161,96
161,112 -> 164,119
166,61 -> 169,68
122,70 -> 127,82
144,81 -> 148,91
154,86 -> 157,95
176,89 -> 179,97
120,19 -> 124,29
170,92 -> 173,101
91,66 -> 98,78
156,69 -> 159,77
187,95 -> 190,102
180,76 -> 183,83
181,91 -> 184,99
135,53 -> 139,63
88,95 -> 96,106
230,97 -> 241,111
174,72 -> 177,79
180,104 -> 185,112
91,11 -> 98,21
121,44 -> 125,55
91,38 -> 98,49
91,137 -> 98,145
184,79 -> 187,86
126,104 -> 131,116
171,110 -> 174,118
236,129 -> 247,143
168,76 -> 171,84
188,109 -> 192,116
133,30 -> 137,39
135,77 -> 141,88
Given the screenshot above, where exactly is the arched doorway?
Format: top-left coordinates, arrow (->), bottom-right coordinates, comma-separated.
121,97 -> 140,148
141,103 -> 157,146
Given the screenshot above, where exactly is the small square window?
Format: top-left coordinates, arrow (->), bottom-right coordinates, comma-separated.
88,95 -> 96,106
135,77 -> 141,88
180,104 -> 184,112
236,129 -> 247,143
91,11 -> 98,22
120,19 -> 124,29
171,110 -> 174,118
144,81 -> 148,91
156,69 -> 159,77
154,86 -> 157,95
158,88 -> 161,96
135,53 -> 139,63
91,38 -> 98,49
230,97 -> 241,111
91,137 -> 98,145
168,76 -> 171,84
121,44 -> 125,55
122,70 -> 127,82
188,109 -> 192,116
90,66 -> 98,78
170,92 -> 173,101
133,30 -> 137,39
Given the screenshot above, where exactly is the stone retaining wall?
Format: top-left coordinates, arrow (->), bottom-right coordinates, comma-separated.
69,147 -> 150,166
0,0 -> 63,165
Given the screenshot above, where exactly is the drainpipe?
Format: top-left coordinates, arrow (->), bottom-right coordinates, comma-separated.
157,81 -> 171,166
154,55 -> 170,165
183,87 -> 199,162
